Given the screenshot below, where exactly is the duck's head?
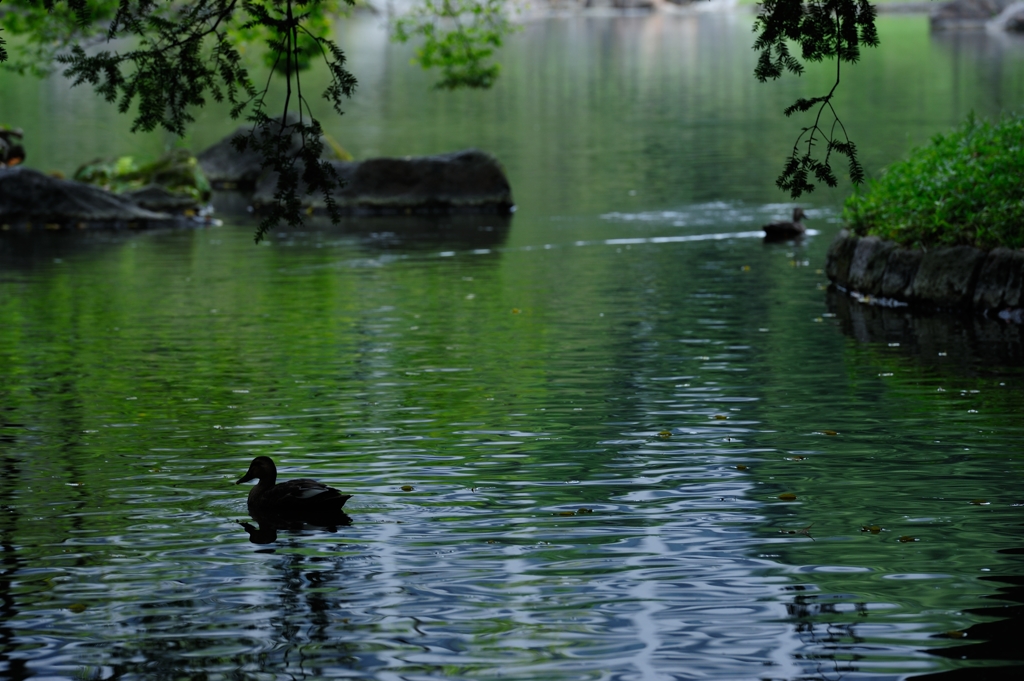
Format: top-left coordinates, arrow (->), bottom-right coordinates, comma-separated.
793,207 -> 806,222
237,456 -> 277,485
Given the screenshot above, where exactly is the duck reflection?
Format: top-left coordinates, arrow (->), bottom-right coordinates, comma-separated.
240,514 -> 352,545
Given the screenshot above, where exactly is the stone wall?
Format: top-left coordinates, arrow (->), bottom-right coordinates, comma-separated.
825,230 -> 1024,319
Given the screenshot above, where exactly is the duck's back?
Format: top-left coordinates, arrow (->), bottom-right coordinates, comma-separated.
268,479 -> 351,509
249,478 -> 351,524
762,221 -> 806,240
762,208 -> 806,241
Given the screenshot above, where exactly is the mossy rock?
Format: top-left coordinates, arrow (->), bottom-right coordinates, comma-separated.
74,149 -> 211,210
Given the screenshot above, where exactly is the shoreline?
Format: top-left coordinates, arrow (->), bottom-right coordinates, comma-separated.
501,0 -> 936,19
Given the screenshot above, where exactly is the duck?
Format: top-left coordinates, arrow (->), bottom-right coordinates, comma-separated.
236,456 -> 351,524
763,207 -> 806,241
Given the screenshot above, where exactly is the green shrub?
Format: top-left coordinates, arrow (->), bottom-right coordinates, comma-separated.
843,113 -> 1024,250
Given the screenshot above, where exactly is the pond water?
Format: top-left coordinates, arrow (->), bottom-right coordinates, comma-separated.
2,10 -> 1024,681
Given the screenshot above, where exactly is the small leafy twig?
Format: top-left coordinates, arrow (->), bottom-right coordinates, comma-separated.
233,1 -> 356,242
754,0 -> 878,197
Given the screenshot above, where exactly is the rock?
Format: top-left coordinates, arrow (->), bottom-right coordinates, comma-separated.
251,149 -> 514,216
197,114 -> 330,189
910,245 -> 987,308
1005,252 -> 1024,308
974,248 -> 1014,309
825,230 -> 859,289
974,247 -> 1024,309
1007,8 -> 1024,30
931,0 -> 1015,29
0,167 -> 172,226
198,125 -> 292,189
880,248 -> 923,301
987,0 -> 1024,31
197,119 -> 514,216
848,236 -> 895,295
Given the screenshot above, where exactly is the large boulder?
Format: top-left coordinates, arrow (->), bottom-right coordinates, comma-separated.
197,120 -> 514,216
196,114 -> 352,190
0,167 -> 172,227
251,149 -> 514,216
197,117 -> 304,190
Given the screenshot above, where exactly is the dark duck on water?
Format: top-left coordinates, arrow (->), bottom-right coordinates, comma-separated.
762,207 -> 806,241
236,456 -> 351,524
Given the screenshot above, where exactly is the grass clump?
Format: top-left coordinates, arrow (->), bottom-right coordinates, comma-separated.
843,113 -> 1024,250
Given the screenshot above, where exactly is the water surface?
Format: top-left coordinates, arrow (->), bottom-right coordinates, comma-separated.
1,12 -> 1024,681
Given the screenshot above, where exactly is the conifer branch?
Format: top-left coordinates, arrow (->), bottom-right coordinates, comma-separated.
754,0 -> 878,197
